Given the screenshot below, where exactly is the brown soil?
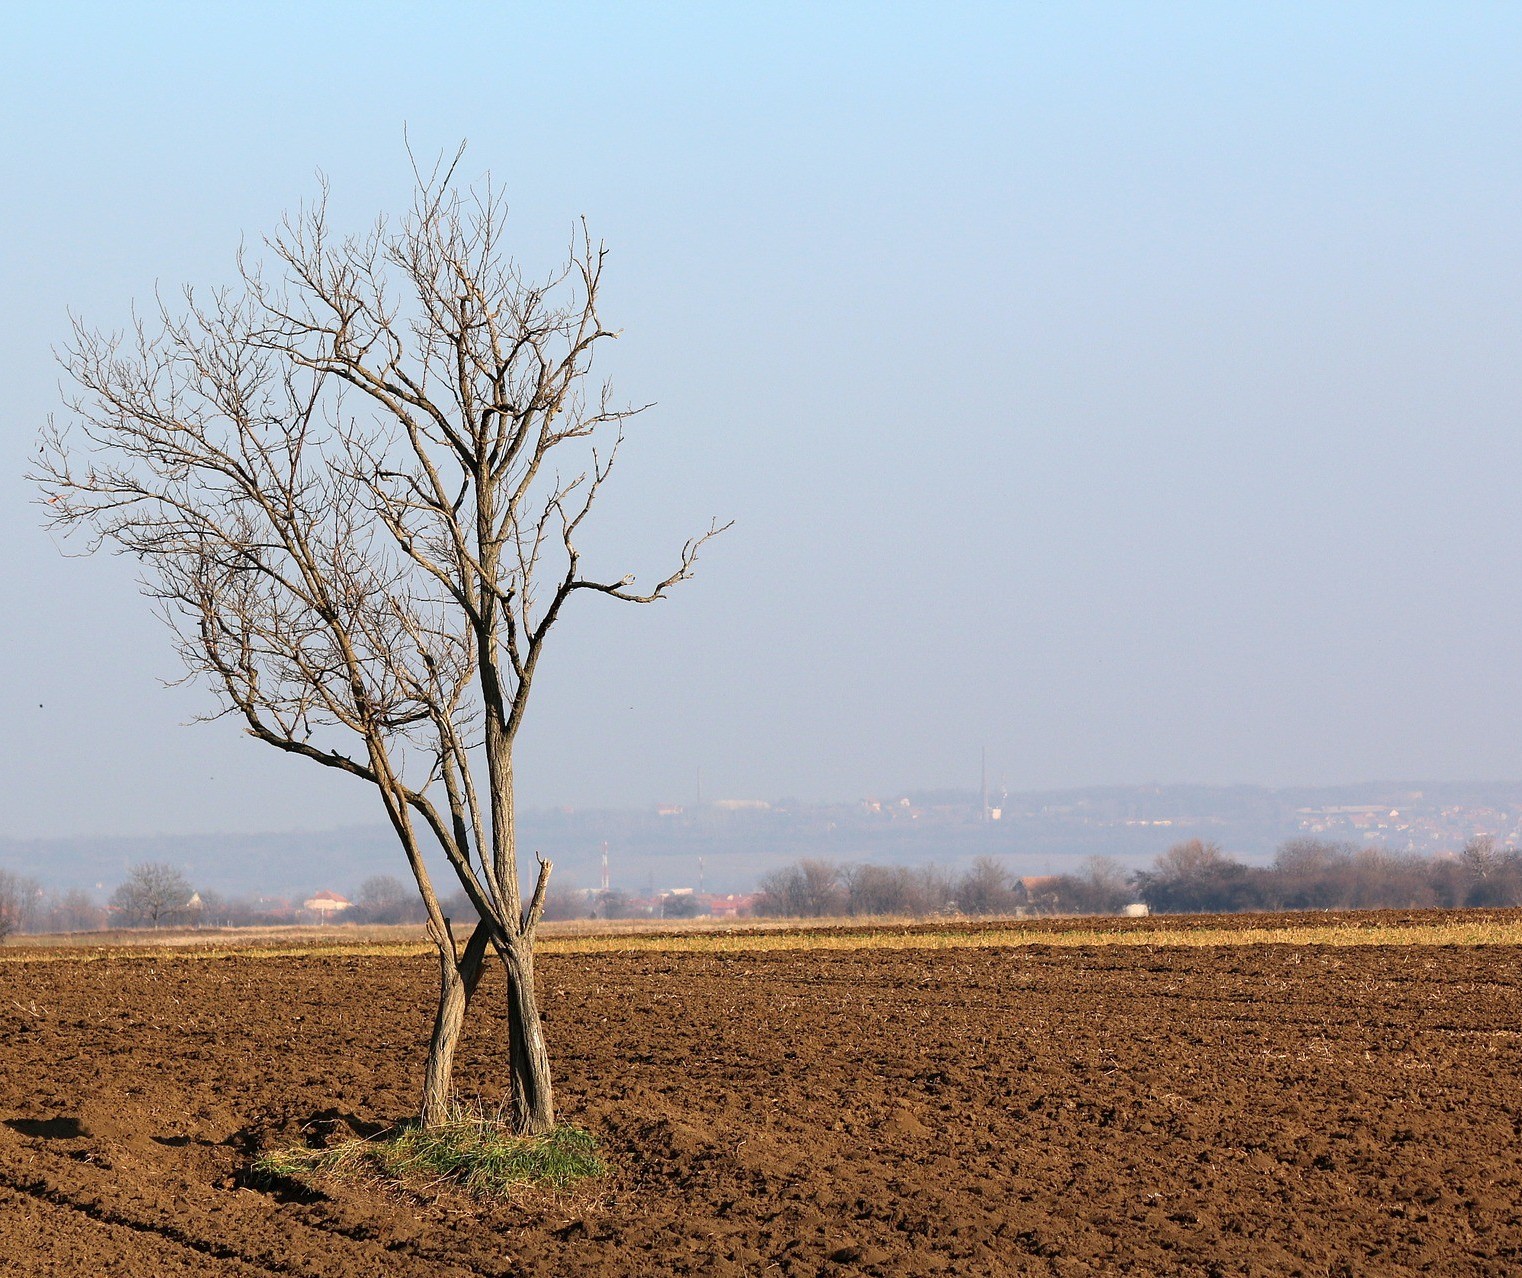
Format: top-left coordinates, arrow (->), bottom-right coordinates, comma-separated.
2,924 -> 1521,1275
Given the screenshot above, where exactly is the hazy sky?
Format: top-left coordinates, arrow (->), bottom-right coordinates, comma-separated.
4,4 -> 1522,838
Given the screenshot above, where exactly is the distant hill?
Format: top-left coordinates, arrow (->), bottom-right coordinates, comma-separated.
6,780 -> 1521,901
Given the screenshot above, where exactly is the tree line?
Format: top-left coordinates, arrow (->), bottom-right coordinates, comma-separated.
0,871 -> 101,939
754,856 -> 1133,918
7,834 -> 1520,941
0,866 -> 469,937
753,836 -> 1522,918
1134,836 -> 1522,913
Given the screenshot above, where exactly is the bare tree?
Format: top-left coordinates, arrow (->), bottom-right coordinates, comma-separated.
1133,839 -> 1263,913
755,860 -> 846,917
35,149 -> 724,1134
0,870 -> 42,942
660,892 -> 702,919
1041,856 -> 1131,916
354,874 -> 427,924
109,862 -> 194,927
841,863 -> 954,917
38,887 -> 105,934
955,857 -> 1025,916
841,863 -> 917,916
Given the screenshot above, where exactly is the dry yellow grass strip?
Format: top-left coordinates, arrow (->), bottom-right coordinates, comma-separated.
7,914 -> 1522,963
536,919 -> 1522,955
0,941 -> 437,964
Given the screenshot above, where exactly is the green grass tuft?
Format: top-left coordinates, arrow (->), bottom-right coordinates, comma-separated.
251,1105 -> 604,1200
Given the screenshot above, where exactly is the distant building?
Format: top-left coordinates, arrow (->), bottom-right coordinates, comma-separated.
303,890 -> 352,921
1020,876 -> 1061,894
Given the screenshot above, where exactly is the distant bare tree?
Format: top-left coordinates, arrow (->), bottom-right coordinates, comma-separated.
594,888 -> 641,921
39,888 -> 105,934
755,860 -> 846,917
842,864 -> 914,916
660,892 -> 702,919
110,862 -> 194,927
189,889 -> 233,928
955,857 -> 1025,916
35,149 -> 725,1133
0,871 -> 42,942
354,874 -> 426,925
1133,839 -> 1262,913
1043,856 -> 1131,916
842,863 -> 955,917
1269,838 -> 1356,909
537,884 -> 589,922
1457,836 -> 1522,907
1345,846 -> 1434,909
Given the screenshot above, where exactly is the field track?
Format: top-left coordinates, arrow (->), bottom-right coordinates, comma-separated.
2,911 -> 1521,1275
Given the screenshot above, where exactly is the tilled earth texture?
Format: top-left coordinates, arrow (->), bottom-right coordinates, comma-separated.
2,922 -> 1521,1276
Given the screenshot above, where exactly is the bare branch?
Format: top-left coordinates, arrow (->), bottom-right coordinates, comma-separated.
523,853 -> 553,935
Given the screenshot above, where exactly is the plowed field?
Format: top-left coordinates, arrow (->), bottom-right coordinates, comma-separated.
3,919 -> 1521,1275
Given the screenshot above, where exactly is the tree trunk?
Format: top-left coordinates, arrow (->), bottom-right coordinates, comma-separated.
420,921 -> 492,1128
501,938 -> 555,1135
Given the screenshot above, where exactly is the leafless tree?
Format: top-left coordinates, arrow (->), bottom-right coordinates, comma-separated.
354,874 -> 427,925
38,887 -> 105,934
1133,839 -> 1260,913
955,857 -> 1025,916
841,863 -> 917,916
841,863 -> 954,917
34,149 -> 725,1134
755,860 -> 847,917
0,870 -> 42,942
109,861 -> 194,927
1040,856 -> 1130,916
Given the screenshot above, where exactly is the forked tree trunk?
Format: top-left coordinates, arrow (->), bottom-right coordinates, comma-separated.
501,939 -> 555,1136
420,921 -> 492,1128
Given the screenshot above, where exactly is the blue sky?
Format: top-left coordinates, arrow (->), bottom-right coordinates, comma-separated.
4,4 -> 1522,836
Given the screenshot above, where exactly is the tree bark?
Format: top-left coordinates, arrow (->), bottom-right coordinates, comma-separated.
420,920 -> 492,1128
501,938 -> 555,1136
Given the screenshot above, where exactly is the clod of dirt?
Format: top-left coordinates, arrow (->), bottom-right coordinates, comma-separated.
881,1106 -> 932,1138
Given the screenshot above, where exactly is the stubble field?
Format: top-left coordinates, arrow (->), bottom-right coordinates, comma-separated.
2,911 -> 1521,1276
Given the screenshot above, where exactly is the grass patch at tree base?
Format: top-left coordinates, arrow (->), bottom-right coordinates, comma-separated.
253,1107 -> 605,1201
